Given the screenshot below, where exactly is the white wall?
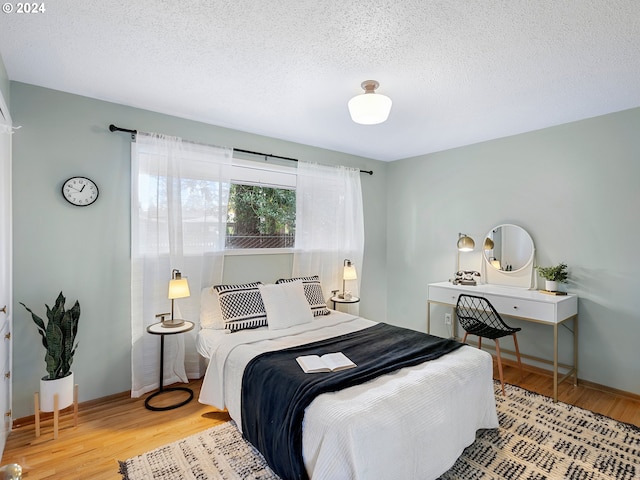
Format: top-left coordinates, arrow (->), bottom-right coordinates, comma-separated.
9,82 -> 388,419
386,108 -> 640,396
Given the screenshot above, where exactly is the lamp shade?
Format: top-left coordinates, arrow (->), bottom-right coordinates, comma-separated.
483,237 -> 495,250
457,234 -> 475,252
343,264 -> 357,280
348,80 -> 392,125
168,277 -> 190,299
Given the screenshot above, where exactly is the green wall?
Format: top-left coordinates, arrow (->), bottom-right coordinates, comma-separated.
386,107 -> 640,396
9,82 -> 388,419
8,78 -> 640,419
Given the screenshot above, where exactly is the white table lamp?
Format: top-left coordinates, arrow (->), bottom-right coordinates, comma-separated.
165,269 -> 190,327
340,259 -> 357,299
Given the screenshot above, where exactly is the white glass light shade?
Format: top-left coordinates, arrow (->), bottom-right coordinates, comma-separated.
343,264 -> 358,280
168,277 -> 190,299
348,93 -> 392,125
348,80 -> 392,125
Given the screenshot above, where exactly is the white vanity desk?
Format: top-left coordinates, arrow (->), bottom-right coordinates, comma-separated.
427,281 -> 578,402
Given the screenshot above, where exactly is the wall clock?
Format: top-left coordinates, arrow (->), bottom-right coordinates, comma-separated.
62,176 -> 99,206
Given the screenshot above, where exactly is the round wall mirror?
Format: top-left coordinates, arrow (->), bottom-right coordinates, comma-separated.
483,224 -> 534,273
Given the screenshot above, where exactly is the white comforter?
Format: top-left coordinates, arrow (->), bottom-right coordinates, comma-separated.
197,312 -> 498,480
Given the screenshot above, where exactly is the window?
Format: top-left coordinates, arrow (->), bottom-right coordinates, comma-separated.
226,159 -> 297,250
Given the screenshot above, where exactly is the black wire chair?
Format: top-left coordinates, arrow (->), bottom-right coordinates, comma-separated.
455,294 -> 523,396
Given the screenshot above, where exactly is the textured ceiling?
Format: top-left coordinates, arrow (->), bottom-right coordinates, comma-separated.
1,1 -> 639,161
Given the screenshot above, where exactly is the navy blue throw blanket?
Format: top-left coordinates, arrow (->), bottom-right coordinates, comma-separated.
241,322 -> 464,480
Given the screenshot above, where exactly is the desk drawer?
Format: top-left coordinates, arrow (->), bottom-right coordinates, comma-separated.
428,286 -> 460,306
487,295 -> 554,323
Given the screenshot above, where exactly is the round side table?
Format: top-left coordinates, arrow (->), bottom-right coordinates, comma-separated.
330,295 -> 360,310
145,320 -> 194,411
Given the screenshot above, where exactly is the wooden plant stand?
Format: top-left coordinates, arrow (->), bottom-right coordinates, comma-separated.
34,384 -> 79,439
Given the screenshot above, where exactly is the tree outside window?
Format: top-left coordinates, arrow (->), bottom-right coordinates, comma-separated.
226,184 -> 296,249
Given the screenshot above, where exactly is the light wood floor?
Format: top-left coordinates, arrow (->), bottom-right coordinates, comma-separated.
2,364 -> 639,479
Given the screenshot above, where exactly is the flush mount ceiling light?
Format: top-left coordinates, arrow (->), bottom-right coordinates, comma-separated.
348,80 -> 392,125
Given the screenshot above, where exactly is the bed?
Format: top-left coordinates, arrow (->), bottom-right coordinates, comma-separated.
196,280 -> 498,480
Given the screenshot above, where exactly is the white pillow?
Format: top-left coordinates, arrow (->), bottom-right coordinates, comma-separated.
259,281 -> 314,330
276,275 -> 330,316
200,286 -> 224,329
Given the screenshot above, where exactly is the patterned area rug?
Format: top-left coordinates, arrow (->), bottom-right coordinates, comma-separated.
439,383 -> 640,480
119,382 -> 640,480
119,421 -> 278,480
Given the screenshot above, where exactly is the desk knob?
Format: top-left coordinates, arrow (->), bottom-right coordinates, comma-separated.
513,305 -> 518,310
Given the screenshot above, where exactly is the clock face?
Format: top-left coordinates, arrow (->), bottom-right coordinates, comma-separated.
62,176 -> 99,206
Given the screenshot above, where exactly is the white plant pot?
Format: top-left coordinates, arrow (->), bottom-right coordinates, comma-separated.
40,372 -> 74,412
545,280 -> 559,292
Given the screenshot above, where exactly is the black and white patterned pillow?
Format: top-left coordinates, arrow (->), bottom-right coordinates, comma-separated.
276,275 -> 330,316
213,282 -> 267,332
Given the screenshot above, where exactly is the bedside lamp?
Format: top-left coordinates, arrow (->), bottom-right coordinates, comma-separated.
165,269 -> 190,328
340,259 -> 357,299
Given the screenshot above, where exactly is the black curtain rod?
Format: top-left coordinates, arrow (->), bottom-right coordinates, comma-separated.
109,124 -> 373,175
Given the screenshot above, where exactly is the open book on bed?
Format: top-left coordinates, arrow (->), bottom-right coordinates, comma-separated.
296,352 -> 356,373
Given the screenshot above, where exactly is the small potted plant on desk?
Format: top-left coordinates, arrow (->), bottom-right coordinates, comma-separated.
535,262 -> 569,293
20,292 -> 80,423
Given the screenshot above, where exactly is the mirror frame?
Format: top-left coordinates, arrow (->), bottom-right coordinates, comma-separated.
483,224 -> 535,274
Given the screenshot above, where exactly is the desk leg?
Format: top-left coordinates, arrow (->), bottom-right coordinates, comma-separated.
553,323 -> 558,403
452,308 -> 457,340
427,302 -> 431,334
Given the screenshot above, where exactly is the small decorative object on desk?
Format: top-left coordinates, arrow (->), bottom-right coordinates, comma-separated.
452,270 -> 480,286
535,262 -> 569,293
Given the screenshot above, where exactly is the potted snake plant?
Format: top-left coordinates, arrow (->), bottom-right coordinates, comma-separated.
20,292 -> 80,412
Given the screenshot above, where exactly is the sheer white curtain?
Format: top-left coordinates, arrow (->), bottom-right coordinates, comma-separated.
293,161 -> 364,308
131,132 -> 232,397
